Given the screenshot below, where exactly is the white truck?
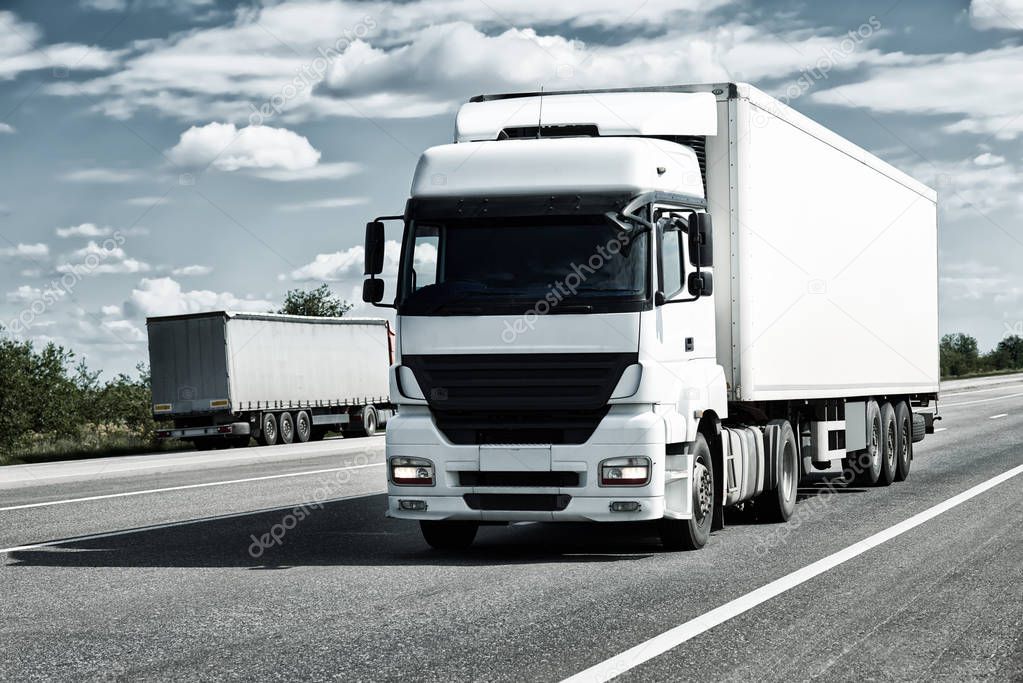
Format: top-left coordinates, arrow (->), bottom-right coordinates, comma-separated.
147,312 -> 393,448
360,83 -> 939,551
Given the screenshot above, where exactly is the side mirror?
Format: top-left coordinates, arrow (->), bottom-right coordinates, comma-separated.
688,213 -> 713,267
362,278 -> 384,303
688,271 -> 713,297
364,220 -> 385,275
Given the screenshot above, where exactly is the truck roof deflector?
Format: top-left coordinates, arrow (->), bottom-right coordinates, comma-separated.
455,92 -> 718,142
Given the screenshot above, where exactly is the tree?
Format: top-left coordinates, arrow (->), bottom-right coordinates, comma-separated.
991,334 -> 1023,370
277,284 -> 353,317
940,332 -> 979,377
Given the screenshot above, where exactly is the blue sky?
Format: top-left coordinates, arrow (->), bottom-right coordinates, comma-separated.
1,0 -> 1021,377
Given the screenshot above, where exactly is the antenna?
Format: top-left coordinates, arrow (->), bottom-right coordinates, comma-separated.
536,85 -> 543,138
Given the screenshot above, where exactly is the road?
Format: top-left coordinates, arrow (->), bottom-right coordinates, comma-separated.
1,380 -> 1021,681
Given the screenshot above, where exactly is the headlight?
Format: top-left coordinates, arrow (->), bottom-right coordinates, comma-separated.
391,456 -> 435,486
600,457 -> 651,486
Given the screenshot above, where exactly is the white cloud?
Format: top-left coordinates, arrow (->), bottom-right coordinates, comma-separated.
101,319 -> 146,343
126,277 -> 272,317
5,284 -> 66,304
60,167 -> 140,183
56,240 -> 151,275
53,1 -> 899,123
0,11 -> 121,80
123,196 -> 169,206
277,196 -> 368,211
171,264 -> 213,276
969,0 -> 1023,30
973,152 -> 1006,166
56,222 -> 113,238
0,122 -> 13,134
101,304 -> 122,316
0,243 -> 49,258
285,239 -> 402,281
254,161 -> 362,182
813,45 -> 1023,139
167,122 -> 320,171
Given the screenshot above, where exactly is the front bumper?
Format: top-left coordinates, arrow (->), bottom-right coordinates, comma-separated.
384,404 -> 691,522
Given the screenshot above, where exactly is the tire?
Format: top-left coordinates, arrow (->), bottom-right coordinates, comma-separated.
660,434 -> 714,551
346,406 -> 378,438
756,419 -> 799,523
294,410 -> 312,443
877,403 -> 897,487
420,521 -> 478,550
894,401 -> 912,482
850,400 -> 882,486
258,412 -> 278,446
279,411 -> 295,445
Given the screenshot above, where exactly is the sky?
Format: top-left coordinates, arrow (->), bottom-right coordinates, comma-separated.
1,0 -> 1022,378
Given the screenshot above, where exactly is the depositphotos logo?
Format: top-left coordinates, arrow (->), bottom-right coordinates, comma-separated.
248,502 -> 323,558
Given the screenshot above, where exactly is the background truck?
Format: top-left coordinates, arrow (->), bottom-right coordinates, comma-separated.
360,82 -> 939,551
147,312 -> 393,448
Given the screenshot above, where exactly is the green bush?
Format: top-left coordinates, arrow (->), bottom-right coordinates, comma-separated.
0,328 -> 159,463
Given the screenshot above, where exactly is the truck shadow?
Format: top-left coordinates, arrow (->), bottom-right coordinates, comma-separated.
4,495 -> 665,569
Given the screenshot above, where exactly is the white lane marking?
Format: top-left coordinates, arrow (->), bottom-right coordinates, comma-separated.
0,463 -> 384,512
560,463 -> 1023,683
933,427 -> 948,433
941,391 -> 1023,408
0,491 -> 381,555
989,414 -> 1008,420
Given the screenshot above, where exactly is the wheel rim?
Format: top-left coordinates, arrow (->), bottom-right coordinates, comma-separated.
282,416 -> 292,441
693,460 -> 712,522
900,420 -> 910,465
781,441 -> 797,501
870,417 -> 881,472
264,417 -> 276,442
886,419 -> 896,469
298,413 -> 310,439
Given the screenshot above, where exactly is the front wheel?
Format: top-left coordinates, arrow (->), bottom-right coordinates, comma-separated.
660,434 -> 714,551
420,521 -> 478,550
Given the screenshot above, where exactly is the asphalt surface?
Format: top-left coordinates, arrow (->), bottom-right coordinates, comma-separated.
1,381 -> 1021,682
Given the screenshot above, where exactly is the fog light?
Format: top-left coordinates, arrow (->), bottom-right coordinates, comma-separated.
600,457 -> 651,486
610,501 -> 641,512
391,457 -> 435,486
399,499 -> 428,511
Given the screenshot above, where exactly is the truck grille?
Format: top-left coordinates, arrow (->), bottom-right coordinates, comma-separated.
402,352 -> 636,444
458,471 -> 580,487
463,494 -> 571,511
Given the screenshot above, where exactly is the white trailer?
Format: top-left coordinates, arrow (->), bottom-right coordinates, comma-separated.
147,312 -> 393,447
359,83 -> 939,550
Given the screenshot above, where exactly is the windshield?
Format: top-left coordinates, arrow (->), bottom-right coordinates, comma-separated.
398,215 -> 649,316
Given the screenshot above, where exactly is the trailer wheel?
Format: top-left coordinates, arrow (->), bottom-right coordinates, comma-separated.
279,412 -> 295,444
877,403 -> 897,487
849,400 -> 882,486
659,434 -> 714,551
420,521 -> 478,550
894,401 -> 912,482
258,412 -> 278,446
756,420 -> 798,523
345,406 -> 378,438
294,410 -> 312,443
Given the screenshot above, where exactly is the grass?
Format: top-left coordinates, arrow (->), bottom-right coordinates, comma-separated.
941,368 -> 1023,382
1,428 -> 191,467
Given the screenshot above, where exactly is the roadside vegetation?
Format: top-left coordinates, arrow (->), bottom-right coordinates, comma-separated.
940,333 -> 1023,378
